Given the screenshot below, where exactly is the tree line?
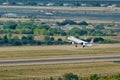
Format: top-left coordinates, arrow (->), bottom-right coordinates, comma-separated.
0,34 -> 118,46
61,73 -> 120,80
1,19 -> 66,36
0,34 -> 69,46
0,19 -> 119,46
0,19 -> 117,36
26,73 -> 120,80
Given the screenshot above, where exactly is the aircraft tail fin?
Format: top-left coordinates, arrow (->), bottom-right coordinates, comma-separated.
90,38 -> 94,44
85,38 -> 94,47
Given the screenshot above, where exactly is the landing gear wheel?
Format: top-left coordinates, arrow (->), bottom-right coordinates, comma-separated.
83,45 -> 85,48
75,45 -> 77,47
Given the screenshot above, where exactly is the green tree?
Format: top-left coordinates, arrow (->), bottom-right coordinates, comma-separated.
44,36 -> 50,41
37,23 -> 50,30
12,40 -> 22,46
7,33 -> 12,39
115,73 -> 120,80
2,35 -> 8,43
57,77 -> 62,80
56,28 -> 66,36
79,29 -> 87,35
106,30 -> 113,36
2,29 -> 13,33
14,28 -> 32,34
0,38 -> 4,45
78,21 -> 88,26
3,21 -> 17,29
111,21 -> 115,28
21,36 -> 28,44
91,30 -> 105,36
27,35 -> 34,41
56,38 -> 63,44
0,27 -> 4,34
69,27 -> 80,36
34,29 -> 48,35
57,20 -> 77,26
49,37 -> 54,42
90,74 -> 99,80
57,38 -> 62,42
49,77 -> 54,80
17,19 -> 36,30
63,73 -> 79,80
94,24 -> 105,30
48,28 -> 66,36
48,28 -> 57,35
69,27 -> 87,36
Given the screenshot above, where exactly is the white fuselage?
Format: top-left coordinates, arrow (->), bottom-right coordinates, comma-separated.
67,36 -> 93,47
68,36 -> 87,44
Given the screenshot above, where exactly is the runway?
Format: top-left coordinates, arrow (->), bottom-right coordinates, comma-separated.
0,55 -> 120,66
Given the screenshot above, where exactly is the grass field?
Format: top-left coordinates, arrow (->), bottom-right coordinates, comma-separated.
0,62 -> 120,79
0,44 -> 120,79
0,44 -> 120,60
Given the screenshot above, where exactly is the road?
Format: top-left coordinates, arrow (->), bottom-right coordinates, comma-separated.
0,55 -> 120,66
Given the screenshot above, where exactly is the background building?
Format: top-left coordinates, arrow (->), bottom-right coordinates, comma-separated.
0,0 -> 120,6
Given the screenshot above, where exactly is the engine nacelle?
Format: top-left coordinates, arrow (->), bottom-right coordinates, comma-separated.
72,42 -> 75,44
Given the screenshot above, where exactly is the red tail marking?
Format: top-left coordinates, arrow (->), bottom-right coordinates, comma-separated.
90,38 -> 94,43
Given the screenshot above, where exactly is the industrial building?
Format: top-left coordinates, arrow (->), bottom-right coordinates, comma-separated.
0,0 -> 120,6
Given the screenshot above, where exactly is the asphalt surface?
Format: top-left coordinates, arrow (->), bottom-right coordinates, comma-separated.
0,55 -> 120,66
1,7 -> 120,21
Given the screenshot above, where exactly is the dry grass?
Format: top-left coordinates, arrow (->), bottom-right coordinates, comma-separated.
1,18 -> 120,24
0,44 -> 120,60
1,6 -> 120,11
86,20 -> 120,24
0,62 -> 120,79
0,44 -> 120,79
0,18 -> 29,22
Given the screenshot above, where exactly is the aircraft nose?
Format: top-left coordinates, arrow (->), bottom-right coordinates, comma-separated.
67,37 -> 70,39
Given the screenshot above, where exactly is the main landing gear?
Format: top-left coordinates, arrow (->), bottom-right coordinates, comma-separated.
75,44 -> 78,47
83,45 -> 85,48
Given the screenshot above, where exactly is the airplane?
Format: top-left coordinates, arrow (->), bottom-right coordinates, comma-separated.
67,36 -> 94,48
